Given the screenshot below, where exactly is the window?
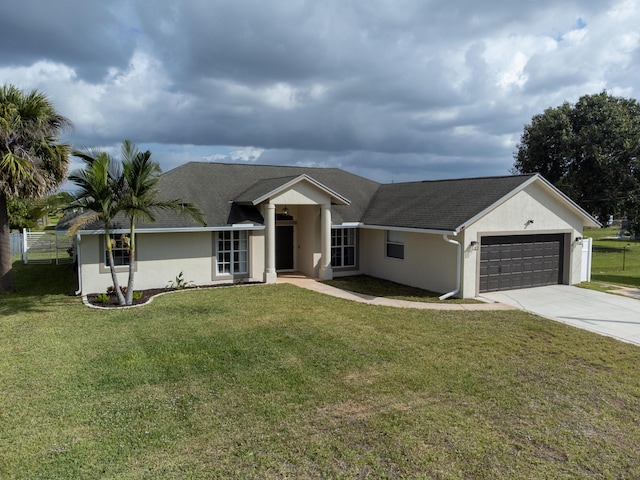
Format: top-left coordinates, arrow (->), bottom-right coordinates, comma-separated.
217,230 -> 248,275
386,230 -> 404,259
331,228 -> 356,268
105,234 -> 131,266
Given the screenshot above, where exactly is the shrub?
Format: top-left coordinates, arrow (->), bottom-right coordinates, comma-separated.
107,285 -> 127,296
166,271 -> 194,290
96,293 -> 110,304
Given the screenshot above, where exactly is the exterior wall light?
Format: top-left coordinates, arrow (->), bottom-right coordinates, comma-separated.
470,240 -> 479,251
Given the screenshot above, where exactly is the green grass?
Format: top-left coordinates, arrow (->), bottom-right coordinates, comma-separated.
1,263 -> 639,478
324,274 -> 480,303
584,227 -> 640,288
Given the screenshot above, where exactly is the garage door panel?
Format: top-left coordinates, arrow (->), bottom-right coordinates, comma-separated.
486,263 -> 500,275
479,234 -> 564,293
510,245 -> 524,259
532,258 -> 545,271
510,276 -> 523,289
500,263 -> 512,274
486,278 -> 500,291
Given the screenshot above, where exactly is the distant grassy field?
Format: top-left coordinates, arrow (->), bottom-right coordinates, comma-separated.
1,262 -> 639,478
584,227 -> 640,287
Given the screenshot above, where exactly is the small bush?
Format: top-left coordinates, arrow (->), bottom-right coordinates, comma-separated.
132,291 -> 143,300
96,293 -> 110,304
166,271 -> 194,290
107,285 -> 127,296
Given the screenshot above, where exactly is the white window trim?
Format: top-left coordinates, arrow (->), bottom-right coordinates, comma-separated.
99,234 -> 136,274
386,230 -> 405,260
216,230 -> 249,276
331,227 -> 357,268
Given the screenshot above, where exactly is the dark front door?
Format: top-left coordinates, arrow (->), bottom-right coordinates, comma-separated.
276,225 -> 294,270
479,234 -> 564,293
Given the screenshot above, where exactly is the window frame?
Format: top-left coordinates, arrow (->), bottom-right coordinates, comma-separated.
216,230 -> 249,276
331,227 -> 357,268
386,230 -> 405,260
99,233 -> 136,274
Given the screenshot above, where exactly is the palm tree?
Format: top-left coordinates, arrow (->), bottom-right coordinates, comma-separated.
0,84 -> 72,292
66,141 -> 205,306
66,150 -> 128,305
119,140 -> 205,304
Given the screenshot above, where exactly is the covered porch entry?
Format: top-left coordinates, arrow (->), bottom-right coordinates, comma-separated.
237,174 -> 350,284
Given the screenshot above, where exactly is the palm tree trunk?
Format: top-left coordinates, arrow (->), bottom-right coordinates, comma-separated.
125,222 -> 135,305
0,192 -> 14,292
105,232 -> 126,305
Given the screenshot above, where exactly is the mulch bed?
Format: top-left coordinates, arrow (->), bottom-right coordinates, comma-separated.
86,288 -> 172,307
86,282 -> 261,308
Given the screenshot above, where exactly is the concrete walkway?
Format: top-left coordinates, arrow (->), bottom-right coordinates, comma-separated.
277,275 -> 516,311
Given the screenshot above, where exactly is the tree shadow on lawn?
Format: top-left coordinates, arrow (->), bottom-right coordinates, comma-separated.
0,261 -> 79,315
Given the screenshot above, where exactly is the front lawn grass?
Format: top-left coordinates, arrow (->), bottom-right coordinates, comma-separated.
324,274 -> 480,303
1,263 -> 639,478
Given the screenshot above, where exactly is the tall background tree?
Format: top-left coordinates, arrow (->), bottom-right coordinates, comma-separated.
0,85 -> 72,292
513,91 -> 640,231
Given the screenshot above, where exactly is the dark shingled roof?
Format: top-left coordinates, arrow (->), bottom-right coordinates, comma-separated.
63,162 -> 543,233
234,176 -> 301,205
361,174 -> 536,231
141,162 -> 381,228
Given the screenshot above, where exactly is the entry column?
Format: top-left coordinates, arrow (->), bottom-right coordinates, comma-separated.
264,203 -> 277,283
319,203 -> 333,280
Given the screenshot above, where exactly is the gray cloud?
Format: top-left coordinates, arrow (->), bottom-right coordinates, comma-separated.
2,0 -> 639,183
0,0 -> 137,81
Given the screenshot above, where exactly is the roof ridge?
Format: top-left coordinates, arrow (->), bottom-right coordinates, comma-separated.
384,173 -> 536,186
188,161 -> 344,172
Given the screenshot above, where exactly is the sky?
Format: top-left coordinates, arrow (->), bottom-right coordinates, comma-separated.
2,0 -> 640,185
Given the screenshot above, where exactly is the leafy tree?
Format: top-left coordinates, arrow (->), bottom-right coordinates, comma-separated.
0,84 -> 72,291
29,191 -> 75,224
8,198 -> 36,230
119,140 -> 205,305
513,92 -> 640,229
66,141 -> 205,306
8,192 -> 76,230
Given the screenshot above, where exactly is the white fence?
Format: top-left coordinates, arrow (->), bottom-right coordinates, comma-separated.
10,232 -> 22,256
21,229 -> 74,265
580,237 -> 593,282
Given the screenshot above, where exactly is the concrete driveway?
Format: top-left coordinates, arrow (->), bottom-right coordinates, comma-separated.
481,285 -> 640,346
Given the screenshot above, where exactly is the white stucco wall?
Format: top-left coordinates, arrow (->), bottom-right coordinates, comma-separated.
250,230 -> 265,281
359,228 -> 458,294
79,230 -> 264,294
271,182 -> 333,206
295,205 -> 321,277
460,181 -> 586,297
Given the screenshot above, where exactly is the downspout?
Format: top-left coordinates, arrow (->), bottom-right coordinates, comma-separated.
74,233 -> 82,296
439,233 -> 461,300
